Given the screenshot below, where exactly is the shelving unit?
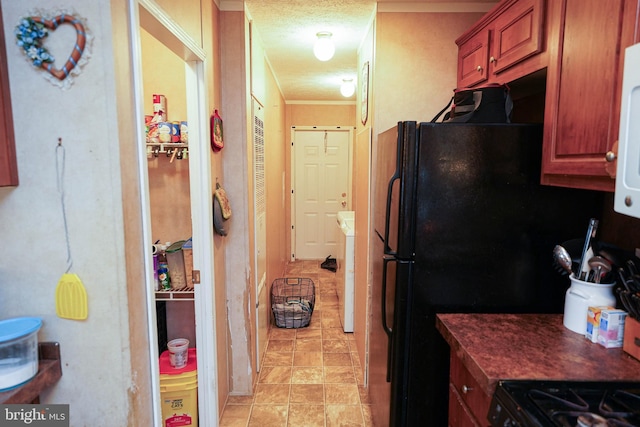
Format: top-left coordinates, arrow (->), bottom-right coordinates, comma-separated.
146,142 -> 189,159
155,287 -> 194,301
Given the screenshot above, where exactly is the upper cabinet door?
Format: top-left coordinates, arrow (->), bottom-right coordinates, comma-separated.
458,30 -> 490,88
0,4 -> 18,187
541,0 -> 640,191
456,0 -> 547,89
490,0 -> 544,75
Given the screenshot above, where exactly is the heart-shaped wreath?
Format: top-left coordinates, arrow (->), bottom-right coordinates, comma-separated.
15,11 -> 91,88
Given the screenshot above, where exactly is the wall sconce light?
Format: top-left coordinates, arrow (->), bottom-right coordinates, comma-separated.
340,78 -> 355,97
314,31 -> 335,61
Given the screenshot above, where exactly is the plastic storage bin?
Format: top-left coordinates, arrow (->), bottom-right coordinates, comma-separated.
159,347 -> 198,427
271,278 -> 315,328
0,317 -> 42,391
166,240 -> 187,290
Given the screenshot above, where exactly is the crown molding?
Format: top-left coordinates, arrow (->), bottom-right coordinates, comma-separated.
377,2 -> 496,13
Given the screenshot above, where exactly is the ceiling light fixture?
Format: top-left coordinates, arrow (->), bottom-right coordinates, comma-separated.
314,31 -> 335,61
340,78 -> 355,97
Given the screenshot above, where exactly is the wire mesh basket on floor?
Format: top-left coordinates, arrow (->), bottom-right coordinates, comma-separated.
271,277 -> 315,328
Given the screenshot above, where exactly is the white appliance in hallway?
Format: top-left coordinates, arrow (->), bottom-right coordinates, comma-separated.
336,211 -> 355,332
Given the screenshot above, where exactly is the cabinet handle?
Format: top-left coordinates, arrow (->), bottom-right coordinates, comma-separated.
476,65 -> 483,72
605,151 -> 617,162
489,56 -> 496,63
462,385 -> 473,394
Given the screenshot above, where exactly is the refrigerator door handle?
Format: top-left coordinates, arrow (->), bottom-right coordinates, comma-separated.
382,255 -> 394,382
384,176 -> 400,256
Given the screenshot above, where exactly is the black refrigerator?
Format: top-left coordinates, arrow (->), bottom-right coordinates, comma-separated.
369,122 -> 605,427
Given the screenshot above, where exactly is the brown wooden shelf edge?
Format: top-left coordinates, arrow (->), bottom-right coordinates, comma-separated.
0,342 -> 62,404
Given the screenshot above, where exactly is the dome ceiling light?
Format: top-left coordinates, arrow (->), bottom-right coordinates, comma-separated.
313,31 -> 335,61
340,78 -> 355,97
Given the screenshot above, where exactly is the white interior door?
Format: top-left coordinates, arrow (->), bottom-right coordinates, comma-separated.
292,127 -> 352,260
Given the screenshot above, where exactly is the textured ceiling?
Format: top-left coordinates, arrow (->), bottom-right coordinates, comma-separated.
236,1 -> 497,102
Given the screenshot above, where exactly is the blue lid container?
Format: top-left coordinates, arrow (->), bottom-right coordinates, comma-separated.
0,317 -> 42,343
0,317 -> 42,391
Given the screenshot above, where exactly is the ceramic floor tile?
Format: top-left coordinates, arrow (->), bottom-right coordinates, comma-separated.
323,339 -> 350,353
269,326 -> 296,337
323,327 -> 348,340
219,261 -> 371,426
295,327 -> 322,339
262,351 -> 293,366
289,384 -> 324,404
321,316 -> 343,329
287,404 -> 325,427
247,404 -> 288,427
218,404 -> 252,427
258,366 -> 292,383
362,405 -> 374,427
323,352 -> 351,366
293,351 -> 323,367
325,404 -> 365,426
226,395 -> 254,405
291,366 -> 324,384
325,383 -> 361,405
267,339 -> 295,352
254,384 -> 291,404
295,338 -> 322,352
358,386 -> 372,404
324,366 -> 356,383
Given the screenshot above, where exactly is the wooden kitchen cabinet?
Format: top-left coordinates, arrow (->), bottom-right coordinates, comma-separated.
0,4 -> 18,187
541,0 -> 640,191
456,0 -> 546,89
448,354 -> 491,427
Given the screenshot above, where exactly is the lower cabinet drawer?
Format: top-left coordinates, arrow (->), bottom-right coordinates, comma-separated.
449,355 -> 491,426
449,383 -> 482,427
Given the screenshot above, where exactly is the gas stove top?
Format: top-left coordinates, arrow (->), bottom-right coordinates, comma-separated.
489,380 -> 640,427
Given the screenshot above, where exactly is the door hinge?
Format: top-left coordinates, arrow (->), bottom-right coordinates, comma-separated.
192,270 -> 201,284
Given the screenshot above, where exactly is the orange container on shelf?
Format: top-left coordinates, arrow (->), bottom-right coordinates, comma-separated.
623,316 -> 640,361
159,348 -> 198,427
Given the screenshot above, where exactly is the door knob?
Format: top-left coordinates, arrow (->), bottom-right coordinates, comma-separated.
341,201 -> 347,207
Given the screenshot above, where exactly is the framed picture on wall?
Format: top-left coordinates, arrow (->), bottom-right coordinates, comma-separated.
361,61 -> 369,126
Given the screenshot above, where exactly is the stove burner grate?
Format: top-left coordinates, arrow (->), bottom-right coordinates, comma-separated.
488,381 -> 640,427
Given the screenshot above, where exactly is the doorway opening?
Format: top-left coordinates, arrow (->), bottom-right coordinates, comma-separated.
291,126 -> 353,261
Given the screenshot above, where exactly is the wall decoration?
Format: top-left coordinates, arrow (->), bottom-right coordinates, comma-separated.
211,109 -> 224,152
361,61 -> 369,125
15,10 -> 92,89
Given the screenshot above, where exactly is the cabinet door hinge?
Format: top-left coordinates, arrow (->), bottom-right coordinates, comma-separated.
192,270 -> 201,284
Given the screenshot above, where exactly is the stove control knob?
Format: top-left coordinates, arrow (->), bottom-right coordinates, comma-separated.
462,385 -> 473,394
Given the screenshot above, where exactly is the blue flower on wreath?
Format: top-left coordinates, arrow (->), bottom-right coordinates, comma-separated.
15,18 -> 55,67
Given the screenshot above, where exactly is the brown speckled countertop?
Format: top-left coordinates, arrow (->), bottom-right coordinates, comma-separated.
436,313 -> 640,397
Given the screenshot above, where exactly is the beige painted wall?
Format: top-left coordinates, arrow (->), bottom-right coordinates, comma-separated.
0,0 -> 228,424
372,12 -> 484,135
352,18 -> 375,375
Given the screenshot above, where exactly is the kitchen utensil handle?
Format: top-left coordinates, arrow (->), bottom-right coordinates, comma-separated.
578,219 -> 598,280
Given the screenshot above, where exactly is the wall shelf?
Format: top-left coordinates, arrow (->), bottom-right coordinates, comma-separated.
155,287 -> 194,301
146,142 -> 189,159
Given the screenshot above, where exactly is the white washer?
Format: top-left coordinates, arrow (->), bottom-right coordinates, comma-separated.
336,211 -> 355,332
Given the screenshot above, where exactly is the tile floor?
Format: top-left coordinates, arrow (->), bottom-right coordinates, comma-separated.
218,260 -> 373,427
